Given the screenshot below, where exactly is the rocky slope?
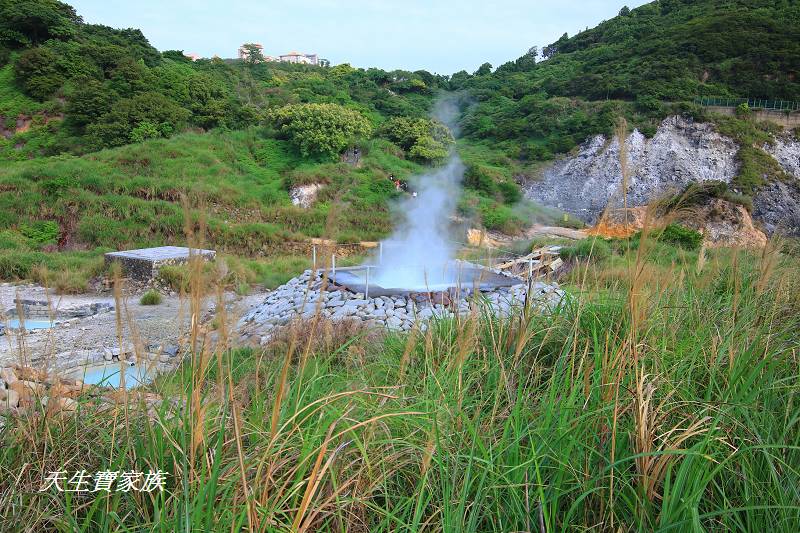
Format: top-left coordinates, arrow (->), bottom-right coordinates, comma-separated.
757,134 -> 800,234
524,117 -> 800,235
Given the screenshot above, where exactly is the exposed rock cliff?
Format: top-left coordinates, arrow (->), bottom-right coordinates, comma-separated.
756,133 -> 800,235
765,133 -> 800,177
524,116 -> 800,235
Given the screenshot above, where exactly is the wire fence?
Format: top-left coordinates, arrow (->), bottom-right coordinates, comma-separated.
695,97 -> 800,112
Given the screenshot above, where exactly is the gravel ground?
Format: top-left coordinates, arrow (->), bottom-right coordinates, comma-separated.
0,283 -> 268,367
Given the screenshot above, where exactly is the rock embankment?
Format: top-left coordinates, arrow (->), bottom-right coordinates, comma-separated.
525,116 -> 739,224
238,266 -> 565,345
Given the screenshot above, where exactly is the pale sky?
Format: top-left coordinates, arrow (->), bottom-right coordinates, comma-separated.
68,0 -> 650,74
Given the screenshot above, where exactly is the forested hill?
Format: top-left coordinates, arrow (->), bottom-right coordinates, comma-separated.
0,0 -> 448,159
489,0 -> 800,102
2,0 -> 799,161
459,0 -> 800,157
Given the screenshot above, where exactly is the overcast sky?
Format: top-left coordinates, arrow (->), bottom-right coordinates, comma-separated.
68,0 -> 649,74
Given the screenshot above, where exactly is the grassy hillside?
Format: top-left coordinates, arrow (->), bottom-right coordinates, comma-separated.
0,128 -> 431,289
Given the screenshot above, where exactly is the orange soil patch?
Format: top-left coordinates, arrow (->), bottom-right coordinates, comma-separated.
585,220 -> 639,239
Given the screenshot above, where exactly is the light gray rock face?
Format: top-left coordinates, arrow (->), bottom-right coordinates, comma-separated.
524,116 -> 739,224
753,179 -> 800,235
765,134 -> 800,178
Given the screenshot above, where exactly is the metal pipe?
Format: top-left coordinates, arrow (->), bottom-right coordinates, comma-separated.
312,245 -> 317,272
379,242 -> 383,264
528,259 -> 533,280
364,265 -> 370,300
332,254 -> 336,283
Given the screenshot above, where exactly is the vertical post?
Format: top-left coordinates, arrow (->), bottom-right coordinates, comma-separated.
312,245 -> 317,272
528,259 -> 533,280
332,254 -> 336,283
379,241 -> 383,264
364,265 -> 370,300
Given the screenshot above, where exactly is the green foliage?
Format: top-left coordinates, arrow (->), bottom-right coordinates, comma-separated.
559,237 -> 612,261
735,102 -> 752,118
654,223 -> 703,250
86,92 -> 189,149
0,0 -> 79,48
19,219 -> 58,244
129,121 -> 163,143
13,46 -> 64,99
663,179 -> 754,212
379,116 -> 453,163
139,289 -> 162,305
0,1 -> 443,158
478,199 -> 524,234
714,116 -> 792,194
269,103 -> 372,158
460,0 -> 800,156
239,43 -> 264,66
157,265 -> 188,292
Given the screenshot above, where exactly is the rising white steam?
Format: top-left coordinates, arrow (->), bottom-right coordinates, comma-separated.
368,96 -> 465,290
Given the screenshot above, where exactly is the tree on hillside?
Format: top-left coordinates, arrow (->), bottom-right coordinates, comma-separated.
542,33 -> 568,60
474,62 -> 493,76
14,46 -> 64,99
86,91 -> 190,148
162,50 -> 192,62
379,117 -> 453,163
0,0 -> 79,48
241,43 -> 265,66
269,103 -> 372,158
515,46 -> 538,71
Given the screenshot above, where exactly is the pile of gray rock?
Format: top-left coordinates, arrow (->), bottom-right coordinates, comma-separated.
238,266 -> 565,344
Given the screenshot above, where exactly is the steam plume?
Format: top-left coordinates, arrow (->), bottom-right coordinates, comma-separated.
368,95 -> 464,290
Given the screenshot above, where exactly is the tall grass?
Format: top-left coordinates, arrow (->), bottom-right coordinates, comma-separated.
1,230 -> 798,531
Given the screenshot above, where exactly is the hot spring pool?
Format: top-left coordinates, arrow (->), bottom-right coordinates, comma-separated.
5,318 -> 58,330
71,363 -> 156,389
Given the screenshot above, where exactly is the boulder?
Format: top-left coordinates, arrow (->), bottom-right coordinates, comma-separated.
386,316 -> 403,329
0,389 -> 20,411
48,396 -> 78,415
0,368 -> 18,386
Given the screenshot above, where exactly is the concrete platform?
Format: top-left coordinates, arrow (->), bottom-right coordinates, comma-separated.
104,246 -> 216,280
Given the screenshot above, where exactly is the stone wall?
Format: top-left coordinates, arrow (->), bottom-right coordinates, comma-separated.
238,265 -> 565,345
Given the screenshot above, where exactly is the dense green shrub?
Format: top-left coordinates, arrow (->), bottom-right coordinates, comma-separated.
497,181 -> 521,204
559,237 -> 612,262
379,117 -> 452,163
479,201 -> 523,234
655,223 -> 703,250
19,220 -> 58,244
269,103 -> 372,159
139,289 -> 162,305
464,164 -> 502,197
158,265 -> 188,292
735,102 -> 752,119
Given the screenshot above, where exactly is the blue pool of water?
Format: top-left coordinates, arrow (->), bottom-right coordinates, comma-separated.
75,364 -> 155,389
6,318 -> 57,330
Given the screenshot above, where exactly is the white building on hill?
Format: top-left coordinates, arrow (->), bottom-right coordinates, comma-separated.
279,51 -> 319,65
